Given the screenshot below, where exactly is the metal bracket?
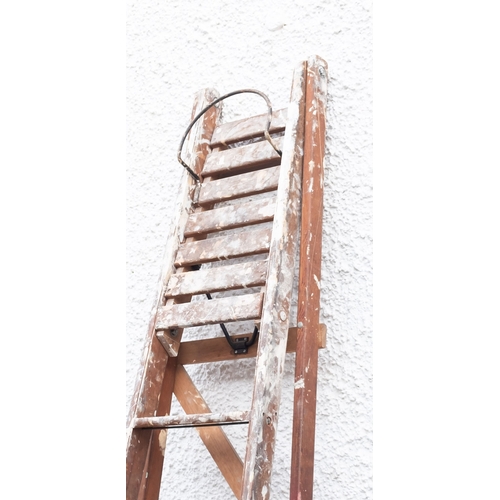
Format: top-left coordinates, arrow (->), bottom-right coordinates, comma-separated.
232,337 -> 249,355
177,89 -> 282,182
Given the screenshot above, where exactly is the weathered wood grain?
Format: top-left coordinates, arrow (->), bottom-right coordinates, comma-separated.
158,149 -> 222,357
156,292 -> 263,330
184,197 -> 276,237
165,259 -> 268,297
241,61 -> 307,500
177,324 -> 327,365
134,410 -> 250,429
140,356 -> 177,500
174,364 -> 244,499
197,166 -> 280,207
202,137 -> 283,178
290,55 -> 328,500
210,108 -> 287,147
126,88 -> 221,500
155,294 -> 191,358
174,227 -> 272,267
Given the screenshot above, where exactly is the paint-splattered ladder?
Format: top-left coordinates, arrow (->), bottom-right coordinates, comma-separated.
126,55 -> 328,500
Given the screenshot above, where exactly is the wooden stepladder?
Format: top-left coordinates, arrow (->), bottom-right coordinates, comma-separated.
126,55 -> 328,500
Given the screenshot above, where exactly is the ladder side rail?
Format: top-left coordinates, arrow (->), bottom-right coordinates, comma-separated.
290,56 -> 329,500
126,88 -> 221,500
241,61 -> 307,500
140,357 -> 178,500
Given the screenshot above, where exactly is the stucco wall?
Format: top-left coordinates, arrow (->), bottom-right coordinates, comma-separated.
127,1 -> 372,498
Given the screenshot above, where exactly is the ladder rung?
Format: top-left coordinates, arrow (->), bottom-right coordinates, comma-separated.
134,410 -> 250,429
210,108 -> 287,147
156,292 -> 263,330
175,227 -> 272,267
184,197 -> 276,237
165,259 -> 268,298
202,137 -> 283,178
198,166 -> 280,206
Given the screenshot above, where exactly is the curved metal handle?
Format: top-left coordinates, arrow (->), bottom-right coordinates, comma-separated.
177,89 -> 282,182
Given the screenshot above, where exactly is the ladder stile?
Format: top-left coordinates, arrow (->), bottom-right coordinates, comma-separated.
290,55 -> 328,500
126,88 -> 222,500
241,60 -> 307,500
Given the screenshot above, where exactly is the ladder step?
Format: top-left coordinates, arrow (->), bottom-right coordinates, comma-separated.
134,411 -> 250,429
165,259 -> 268,298
156,292 -> 263,330
202,137 -> 283,178
184,197 -> 276,237
175,227 -> 272,267
210,108 -> 287,147
198,166 -> 280,206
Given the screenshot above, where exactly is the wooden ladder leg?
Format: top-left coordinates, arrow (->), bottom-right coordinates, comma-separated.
241,60 -> 307,500
126,351 -> 177,500
138,356 -> 178,500
290,55 -> 328,500
126,87 -> 221,500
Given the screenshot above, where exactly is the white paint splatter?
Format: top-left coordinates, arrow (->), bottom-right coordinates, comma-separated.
158,430 -> 167,456
313,274 -> 321,290
295,377 -> 305,389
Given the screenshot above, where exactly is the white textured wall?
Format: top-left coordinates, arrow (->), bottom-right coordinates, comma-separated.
127,1 -> 372,498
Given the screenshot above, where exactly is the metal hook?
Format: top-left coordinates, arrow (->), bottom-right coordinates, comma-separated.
177,89 -> 282,182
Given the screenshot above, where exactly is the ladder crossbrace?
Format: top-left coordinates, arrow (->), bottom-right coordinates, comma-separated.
133,411 -> 250,429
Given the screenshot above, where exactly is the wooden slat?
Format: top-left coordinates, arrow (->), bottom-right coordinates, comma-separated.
184,197 -> 276,237
290,56 -> 328,500
126,88 -> 220,500
134,411 -> 250,429
156,292 -> 263,330
202,137 -> 283,178
174,364 -> 244,499
165,259 -> 268,297
198,166 -> 280,207
174,227 -> 272,267
177,324 -> 327,365
210,108 -> 287,147
241,61 -> 307,500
